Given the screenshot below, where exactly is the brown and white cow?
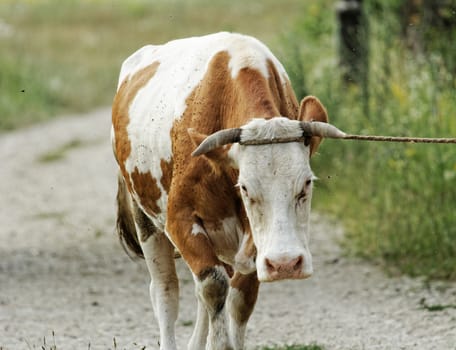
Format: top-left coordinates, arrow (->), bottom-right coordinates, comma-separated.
111,32 -> 344,350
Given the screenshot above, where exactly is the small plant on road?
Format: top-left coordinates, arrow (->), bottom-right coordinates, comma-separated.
260,344 -> 324,350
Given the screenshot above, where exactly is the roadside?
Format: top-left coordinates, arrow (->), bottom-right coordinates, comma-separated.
0,109 -> 455,349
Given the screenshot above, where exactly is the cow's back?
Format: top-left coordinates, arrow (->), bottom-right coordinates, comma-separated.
112,32 -> 292,230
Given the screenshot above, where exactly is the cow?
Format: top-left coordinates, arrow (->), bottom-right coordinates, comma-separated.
111,32 -> 344,350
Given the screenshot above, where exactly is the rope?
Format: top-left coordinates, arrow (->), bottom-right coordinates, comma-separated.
342,134 -> 456,144
239,135 -> 456,145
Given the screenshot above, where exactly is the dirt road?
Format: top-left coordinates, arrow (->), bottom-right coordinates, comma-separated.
1,109 -> 455,350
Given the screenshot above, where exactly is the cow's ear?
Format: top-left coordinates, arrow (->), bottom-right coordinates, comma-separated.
188,128 -> 237,169
188,128 -> 207,150
298,96 -> 329,157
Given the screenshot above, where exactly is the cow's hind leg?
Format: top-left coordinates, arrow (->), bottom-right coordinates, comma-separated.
134,203 -> 179,350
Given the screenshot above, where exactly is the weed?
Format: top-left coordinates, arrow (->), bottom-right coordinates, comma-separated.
33,211 -> 66,224
40,331 -> 57,350
419,298 -> 456,312
259,344 -> 324,350
37,139 -> 85,163
94,229 -> 105,238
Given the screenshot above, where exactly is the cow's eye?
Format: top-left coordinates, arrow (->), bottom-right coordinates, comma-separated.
240,185 -> 248,197
305,179 -> 312,187
296,189 -> 307,203
239,184 -> 257,204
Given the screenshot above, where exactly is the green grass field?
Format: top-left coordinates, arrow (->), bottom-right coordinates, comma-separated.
0,0 -> 305,129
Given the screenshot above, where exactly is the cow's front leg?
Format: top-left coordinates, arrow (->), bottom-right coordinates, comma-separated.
168,218 -> 232,350
195,266 -> 231,350
188,281 -> 209,350
227,271 -> 259,350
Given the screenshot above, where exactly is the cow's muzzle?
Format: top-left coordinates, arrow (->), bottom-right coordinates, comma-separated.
258,253 -> 313,282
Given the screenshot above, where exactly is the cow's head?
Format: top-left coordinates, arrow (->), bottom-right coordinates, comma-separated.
190,96 -> 345,282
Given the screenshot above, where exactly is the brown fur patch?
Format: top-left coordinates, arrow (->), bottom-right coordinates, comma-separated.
267,59 -> 299,118
112,61 -> 160,190
133,200 -> 158,242
229,272 -> 259,324
160,158 -> 173,193
130,167 -> 162,216
116,173 -> 143,258
176,217 -> 221,275
198,267 -> 229,316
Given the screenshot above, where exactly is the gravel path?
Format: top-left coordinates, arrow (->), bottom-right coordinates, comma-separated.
1,108 -> 455,350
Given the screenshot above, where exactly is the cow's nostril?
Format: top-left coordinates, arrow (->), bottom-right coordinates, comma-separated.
293,256 -> 303,271
265,258 -> 275,271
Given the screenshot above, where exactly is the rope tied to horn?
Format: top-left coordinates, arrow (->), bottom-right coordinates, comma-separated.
191,120 -> 456,157
240,122 -> 456,145
239,134 -> 456,145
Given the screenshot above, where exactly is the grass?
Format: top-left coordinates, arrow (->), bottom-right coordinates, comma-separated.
33,211 -> 66,221
23,333 -> 148,350
27,333 -> 323,350
280,0 -> 456,280
419,298 -> 456,312
0,0 -> 305,130
37,139 -> 85,163
181,320 -> 194,327
260,345 -> 324,350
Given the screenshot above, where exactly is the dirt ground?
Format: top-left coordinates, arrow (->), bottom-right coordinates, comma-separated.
1,108 -> 455,350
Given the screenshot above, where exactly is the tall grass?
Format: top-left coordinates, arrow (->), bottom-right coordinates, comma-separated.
281,1 -> 456,279
0,0 -> 305,130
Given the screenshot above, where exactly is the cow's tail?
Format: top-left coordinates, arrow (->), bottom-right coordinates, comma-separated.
116,173 -> 144,258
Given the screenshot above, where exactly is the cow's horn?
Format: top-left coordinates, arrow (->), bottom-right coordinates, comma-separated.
192,128 -> 242,157
300,121 -> 346,139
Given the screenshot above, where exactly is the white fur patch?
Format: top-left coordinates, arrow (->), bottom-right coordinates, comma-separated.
240,117 -> 304,143
205,216 -> 245,266
191,223 -> 206,236
234,234 -> 256,274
